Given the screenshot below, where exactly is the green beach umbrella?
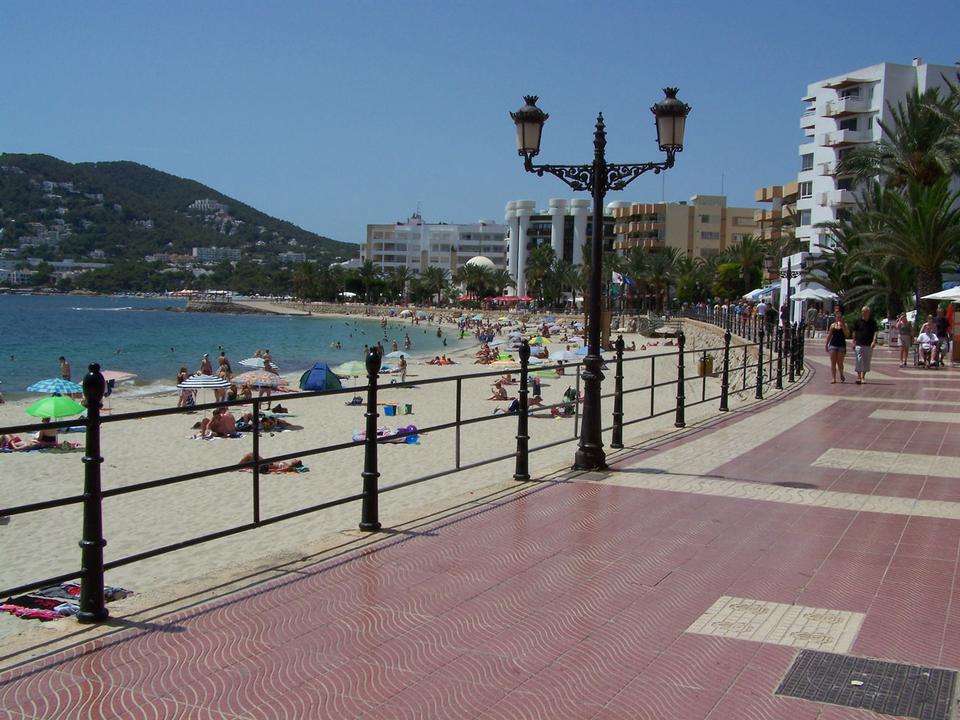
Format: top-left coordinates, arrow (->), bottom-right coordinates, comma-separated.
333,361 -> 368,377
26,396 -> 85,419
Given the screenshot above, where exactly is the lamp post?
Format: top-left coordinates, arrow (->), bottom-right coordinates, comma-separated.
511,89 -> 691,471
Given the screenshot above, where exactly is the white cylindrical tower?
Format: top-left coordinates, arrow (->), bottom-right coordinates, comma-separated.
570,199 -> 590,267
515,200 -> 535,297
504,201 -> 519,291
549,198 -> 567,260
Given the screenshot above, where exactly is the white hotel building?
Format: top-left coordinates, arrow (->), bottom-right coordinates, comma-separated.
363,213 -> 508,276
786,58 -> 957,311
504,199 -> 616,297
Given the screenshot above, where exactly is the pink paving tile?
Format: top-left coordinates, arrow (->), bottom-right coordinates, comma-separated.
603,676 -> 724,720
365,674 -> 509,720
640,634 -> 757,693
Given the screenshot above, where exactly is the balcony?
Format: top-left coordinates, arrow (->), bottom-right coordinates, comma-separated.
818,189 -> 857,207
800,111 -> 816,129
819,129 -> 872,146
755,186 -> 784,203
754,208 -> 782,224
817,161 -> 836,176
822,96 -> 871,117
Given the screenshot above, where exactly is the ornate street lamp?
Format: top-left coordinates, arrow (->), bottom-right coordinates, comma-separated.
511,89 -> 691,471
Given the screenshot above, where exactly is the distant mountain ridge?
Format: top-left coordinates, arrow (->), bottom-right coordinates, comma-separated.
0,153 -> 357,263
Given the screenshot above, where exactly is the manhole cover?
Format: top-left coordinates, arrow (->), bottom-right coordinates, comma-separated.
777,650 -> 957,720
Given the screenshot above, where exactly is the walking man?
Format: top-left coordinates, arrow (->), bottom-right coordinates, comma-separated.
852,306 -> 878,385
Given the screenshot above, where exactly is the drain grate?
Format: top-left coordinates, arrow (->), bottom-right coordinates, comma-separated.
776,650 -> 957,720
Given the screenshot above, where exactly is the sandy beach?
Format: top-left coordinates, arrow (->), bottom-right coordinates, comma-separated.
0,316 -> 772,646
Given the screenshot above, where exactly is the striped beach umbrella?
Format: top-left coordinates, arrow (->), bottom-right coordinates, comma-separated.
27,378 -> 84,395
232,370 -> 284,388
176,374 -> 232,390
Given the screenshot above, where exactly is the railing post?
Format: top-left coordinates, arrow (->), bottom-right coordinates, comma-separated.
455,378 -> 462,469
775,324 -> 784,390
611,334 -> 625,449
78,363 -> 108,623
797,322 -> 806,375
675,332 -> 686,428
359,348 -> 382,531
789,322 -> 798,383
649,354 -> 655,418
755,328 -> 765,400
785,321 -> 794,384
719,329 -> 731,412
252,398 -> 261,524
514,340 -> 531,481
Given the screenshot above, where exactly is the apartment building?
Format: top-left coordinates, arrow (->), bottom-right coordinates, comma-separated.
363,213 -> 507,277
503,199 -> 616,297
611,195 -> 759,259
785,58 -> 958,314
192,246 -> 241,263
754,182 -> 799,242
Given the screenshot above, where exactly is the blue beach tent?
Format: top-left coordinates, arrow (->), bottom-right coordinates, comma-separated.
299,363 -> 343,392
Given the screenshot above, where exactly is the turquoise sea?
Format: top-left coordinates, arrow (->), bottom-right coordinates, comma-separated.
0,295 -> 467,400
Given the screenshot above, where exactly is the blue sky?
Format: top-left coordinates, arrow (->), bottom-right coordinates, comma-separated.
3,1 -> 958,246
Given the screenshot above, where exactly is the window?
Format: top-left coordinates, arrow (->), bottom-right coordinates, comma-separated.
801,153 -> 814,172
866,116 -> 873,130
838,118 -> 857,131
836,177 -> 853,191
798,209 -> 812,226
799,181 -> 813,198
839,86 -> 860,100
700,231 -> 720,240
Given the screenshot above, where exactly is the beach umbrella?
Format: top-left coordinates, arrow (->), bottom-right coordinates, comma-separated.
26,395 -> 85,419
472,314 -> 484,320
384,350 -> 412,359
575,346 -> 589,356
101,370 -> 137,384
549,350 -> 581,362
399,310 -> 412,317
527,356 -> 545,365
333,361 -> 368,377
177,374 -> 232,391
27,378 -> 83,395
238,357 -> 266,369
529,336 -> 550,346
232,370 -> 285,388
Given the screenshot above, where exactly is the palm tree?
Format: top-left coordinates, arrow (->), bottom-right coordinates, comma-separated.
524,244 -> 556,305
489,268 -> 514,296
356,260 -> 381,303
386,266 -> 414,303
866,179 -> 960,315
551,259 -> 579,310
646,247 -> 682,311
722,235 -> 768,295
839,87 -> 960,188
421,266 -> 450,306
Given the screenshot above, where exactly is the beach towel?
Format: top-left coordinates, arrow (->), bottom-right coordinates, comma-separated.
352,424 -> 420,444
0,582 -> 130,622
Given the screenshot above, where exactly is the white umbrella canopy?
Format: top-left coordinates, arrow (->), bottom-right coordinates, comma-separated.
921,287 -> 960,301
549,350 -> 581,362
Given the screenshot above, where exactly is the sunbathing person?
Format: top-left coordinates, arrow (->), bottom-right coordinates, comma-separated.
2,418 -> 61,451
197,407 -> 237,438
235,412 -> 300,433
239,452 -> 305,473
488,382 -> 508,400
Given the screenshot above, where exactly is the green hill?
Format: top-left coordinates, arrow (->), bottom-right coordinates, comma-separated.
0,153 -> 358,264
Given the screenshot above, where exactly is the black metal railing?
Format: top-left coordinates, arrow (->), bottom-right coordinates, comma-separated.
0,321 -> 799,621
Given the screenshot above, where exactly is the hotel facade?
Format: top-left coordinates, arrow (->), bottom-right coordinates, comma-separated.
362,214 -> 508,276
785,59 -> 958,311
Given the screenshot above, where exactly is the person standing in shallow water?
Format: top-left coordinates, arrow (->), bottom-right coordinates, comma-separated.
59,356 -> 71,381
825,308 -> 849,384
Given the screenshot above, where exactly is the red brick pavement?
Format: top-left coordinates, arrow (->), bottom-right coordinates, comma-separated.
2,356 -> 959,719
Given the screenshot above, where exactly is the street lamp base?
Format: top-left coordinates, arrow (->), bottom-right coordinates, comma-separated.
77,608 -> 109,624
358,521 -> 382,532
573,447 -> 608,471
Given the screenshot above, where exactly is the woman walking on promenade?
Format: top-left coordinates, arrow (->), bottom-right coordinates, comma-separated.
896,313 -> 913,367
826,308 -> 850,384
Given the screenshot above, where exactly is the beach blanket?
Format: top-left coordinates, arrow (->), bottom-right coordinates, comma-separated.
0,441 -> 82,453
352,425 -> 420,444
1,582 -> 131,622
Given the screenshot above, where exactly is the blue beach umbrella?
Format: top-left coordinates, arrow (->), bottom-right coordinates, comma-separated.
27,378 -> 84,395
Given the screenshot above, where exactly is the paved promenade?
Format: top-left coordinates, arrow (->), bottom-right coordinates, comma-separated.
3,348 -> 960,718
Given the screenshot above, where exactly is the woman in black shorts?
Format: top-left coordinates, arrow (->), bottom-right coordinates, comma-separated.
825,308 -> 850,384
